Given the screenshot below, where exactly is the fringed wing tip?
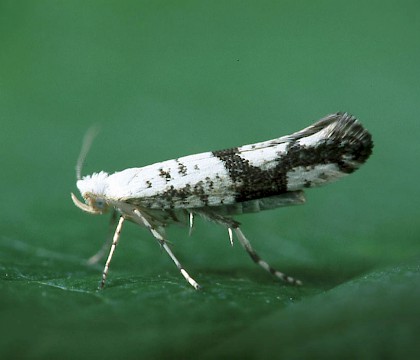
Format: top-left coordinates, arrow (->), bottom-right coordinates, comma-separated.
331,112 -> 374,166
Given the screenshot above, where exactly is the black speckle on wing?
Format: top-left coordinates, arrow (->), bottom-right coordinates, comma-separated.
212,147 -> 288,202
176,159 -> 188,176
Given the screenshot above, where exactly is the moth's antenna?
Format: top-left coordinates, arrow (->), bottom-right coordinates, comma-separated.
76,126 -> 100,180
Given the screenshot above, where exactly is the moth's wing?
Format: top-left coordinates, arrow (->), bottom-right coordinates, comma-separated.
235,112 -> 342,154
210,112 -> 372,196
205,191 -> 306,217
116,112 -> 371,210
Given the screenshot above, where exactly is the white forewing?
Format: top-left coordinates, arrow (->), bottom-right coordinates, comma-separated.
286,164 -> 345,191
103,152 -> 236,208
296,128 -> 329,147
238,143 -> 288,170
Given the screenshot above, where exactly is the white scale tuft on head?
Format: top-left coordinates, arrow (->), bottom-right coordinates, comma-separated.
77,171 -> 109,196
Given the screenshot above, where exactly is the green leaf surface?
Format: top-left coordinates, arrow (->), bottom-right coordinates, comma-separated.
1,1 -> 419,359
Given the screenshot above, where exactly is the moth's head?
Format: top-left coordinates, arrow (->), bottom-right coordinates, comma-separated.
71,172 -> 110,215
71,127 -> 110,215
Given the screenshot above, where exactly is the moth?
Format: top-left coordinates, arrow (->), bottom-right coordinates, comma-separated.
71,112 -> 373,289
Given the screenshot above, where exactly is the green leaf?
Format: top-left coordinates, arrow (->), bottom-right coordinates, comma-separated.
1,1 -> 420,359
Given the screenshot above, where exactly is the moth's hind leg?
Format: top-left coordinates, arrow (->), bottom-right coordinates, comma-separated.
197,210 -> 302,286
132,209 -> 200,290
234,227 -> 302,286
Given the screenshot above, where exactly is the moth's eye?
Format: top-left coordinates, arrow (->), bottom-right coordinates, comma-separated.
95,200 -> 105,209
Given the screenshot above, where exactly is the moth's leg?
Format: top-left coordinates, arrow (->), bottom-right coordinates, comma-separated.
197,210 -> 302,286
188,211 -> 194,236
87,210 -> 118,265
132,209 -> 200,290
194,210 -> 240,246
234,227 -> 302,286
100,215 -> 125,289
227,227 -> 234,246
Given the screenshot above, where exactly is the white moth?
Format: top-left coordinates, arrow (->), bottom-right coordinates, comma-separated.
71,112 -> 373,289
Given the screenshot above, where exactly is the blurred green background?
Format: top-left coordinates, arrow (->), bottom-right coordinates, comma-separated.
1,0 -> 419,359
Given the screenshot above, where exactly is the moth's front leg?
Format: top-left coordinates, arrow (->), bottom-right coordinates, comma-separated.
87,210 -> 118,265
100,215 -> 126,289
